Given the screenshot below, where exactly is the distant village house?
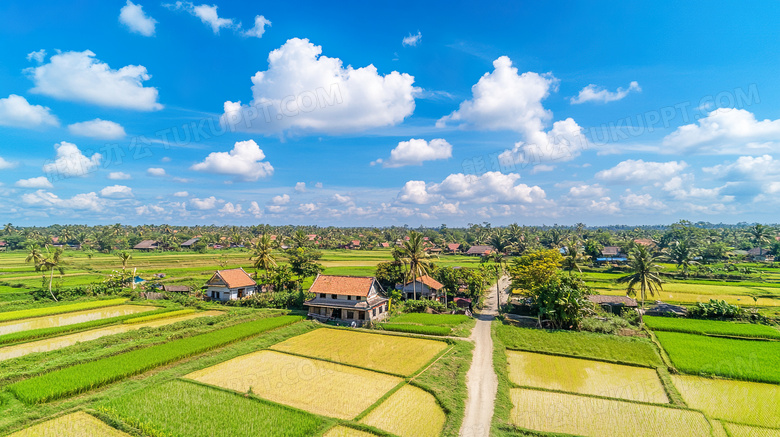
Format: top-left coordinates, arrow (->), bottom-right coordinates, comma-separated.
205,268 -> 257,302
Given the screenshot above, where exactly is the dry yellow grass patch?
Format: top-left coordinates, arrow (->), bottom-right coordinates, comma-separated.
322,426 -> 379,437
672,375 -> 780,429
510,388 -> 713,437
507,350 -> 668,403
184,350 -> 401,420
8,412 -> 130,437
360,385 -> 445,437
724,423 -> 780,437
271,328 -> 447,376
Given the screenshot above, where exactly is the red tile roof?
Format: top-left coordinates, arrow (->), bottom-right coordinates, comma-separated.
405,275 -> 444,290
213,268 -> 256,288
310,275 -> 375,296
447,243 -> 461,251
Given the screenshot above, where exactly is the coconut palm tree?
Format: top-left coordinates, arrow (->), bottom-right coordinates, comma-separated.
400,231 -> 434,300
25,244 -> 43,266
27,245 -> 65,301
748,224 -> 772,256
668,240 -> 697,278
618,245 -> 663,327
251,234 -> 278,282
116,250 -> 132,271
489,229 -> 510,255
562,241 -> 584,274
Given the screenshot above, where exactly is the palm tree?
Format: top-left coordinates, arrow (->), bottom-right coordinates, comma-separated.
2,223 -> 13,235
489,229 -> 510,255
668,240 -> 696,278
251,234 -> 278,283
27,245 -> 65,302
748,224 -> 772,256
562,241 -> 584,274
618,246 -> 663,327
400,231 -> 434,300
116,251 -> 132,271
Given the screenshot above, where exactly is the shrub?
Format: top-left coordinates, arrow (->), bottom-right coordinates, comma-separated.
401,299 -> 446,313
580,314 -> 631,335
687,299 -> 743,319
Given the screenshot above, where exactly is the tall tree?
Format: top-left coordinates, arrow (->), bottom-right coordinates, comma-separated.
116,250 -> 132,271
250,234 -> 277,282
749,224 -> 772,255
28,245 -> 65,302
668,240 -> 696,278
562,241 -> 584,274
400,231 -> 434,300
618,245 -> 663,327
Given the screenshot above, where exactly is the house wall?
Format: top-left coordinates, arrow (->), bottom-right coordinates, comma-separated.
206,286 -> 255,302
307,302 -> 389,323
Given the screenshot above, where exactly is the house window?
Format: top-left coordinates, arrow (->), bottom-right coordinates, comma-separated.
331,294 -> 337,299
347,295 -> 352,300
347,311 -> 354,319
372,308 -> 377,317
379,306 -> 383,314
356,296 -> 361,301
211,291 -> 220,300
320,293 -> 326,298
359,312 -> 365,320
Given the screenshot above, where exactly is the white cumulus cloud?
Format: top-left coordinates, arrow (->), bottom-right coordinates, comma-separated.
108,172 -> 132,180
374,138 -> 452,168
437,56 -> 556,133
570,81 -> 641,104
662,108 -> 780,154
68,119 -> 126,139
26,50 -> 162,111
243,15 -> 271,38
398,171 -> 546,205
0,157 -> 17,170
499,117 -> 588,165
99,185 -> 134,198
26,50 -> 46,63
190,196 -> 220,210
271,194 -> 290,205
173,191 -> 189,197
147,167 -> 166,176
221,38 -> 417,135
15,177 -> 53,189
42,142 -> 102,178
190,139 -> 273,182
295,182 -> 306,192
119,1 -> 157,36
22,190 -> 106,212
595,159 -> 688,183
0,94 -> 59,129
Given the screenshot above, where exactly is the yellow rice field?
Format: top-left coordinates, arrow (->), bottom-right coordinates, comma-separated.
671,375 -> 780,429
7,412 -> 129,437
270,328 -> 447,376
598,288 -> 780,307
506,351 -> 668,403
322,426 -> 379,437
360,385 -> 445,437
510,388 -> 713,437
724,423 -> 780,437
184,350 -> 402,419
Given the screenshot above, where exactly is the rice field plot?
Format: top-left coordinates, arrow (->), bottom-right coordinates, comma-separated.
271,328 -> 448,376
655,331 -> 780,384
0,310 -> 224,362
379,323 -> 452,336
7,315 -> 302,403
0,298 -> 128,323
359,384 -> 446,437
7,411 -> 129,437
506,350 -> 668,403
495,323 -> 663,367
671,375 -> 780,429
389,313 -> 471,325
184,350 -> 402,419
724,423 -> 780,437
104,379 -> 326,437
644,316 -> 780,339
595,287 -> 780,307
123,309 -> 195,324
0,304 -> 157,336
509,388 -> 713,437
323,426 -> 379,437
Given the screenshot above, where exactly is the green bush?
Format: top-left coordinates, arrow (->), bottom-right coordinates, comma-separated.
687,299 -> 743,319
8,315 -> 303,404
579,314 -> 631,335
391,313 -> 470,326
400,299 -> 446,313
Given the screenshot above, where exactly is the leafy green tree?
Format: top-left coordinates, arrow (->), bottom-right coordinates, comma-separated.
34,245 -> 66,301
399,231 -> 434,300
509,249 -> 563,292
562,242 -> 584,274
668,240 -> 697,278
375,260 -> 405,290
115,250 -> 132,271
287,247 -> 324,281
618,245 -> 663,327
748,224 -> 772,255
532,276 -> 592,329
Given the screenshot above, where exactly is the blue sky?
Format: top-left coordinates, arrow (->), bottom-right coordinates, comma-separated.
1,1 -> 780,226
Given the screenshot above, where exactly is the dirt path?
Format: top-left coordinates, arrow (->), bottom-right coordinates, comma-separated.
459,275 -> 509,437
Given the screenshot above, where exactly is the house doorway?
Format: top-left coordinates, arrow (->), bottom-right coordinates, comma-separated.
332,308 -> 342,319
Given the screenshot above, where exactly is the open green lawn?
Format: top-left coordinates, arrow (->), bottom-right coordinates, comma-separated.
655,331 -> 780,384
644,316 -> 780,339
495,322 -> 663,367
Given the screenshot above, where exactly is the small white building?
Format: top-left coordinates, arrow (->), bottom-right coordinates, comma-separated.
205,268 -> 257,302
399,275 -> 445,301
305,275 -> 389,326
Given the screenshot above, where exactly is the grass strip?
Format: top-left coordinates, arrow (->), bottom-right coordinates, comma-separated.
7,315 -> 303,404
0,298 -> 128,323
644,316 -> 780,340
495,322 -> 663,367
123,309 -> 196,324
379,323 -> 451,336
389,313 -> 471,326
0,307 -> 170,346
101,379 -> 326,437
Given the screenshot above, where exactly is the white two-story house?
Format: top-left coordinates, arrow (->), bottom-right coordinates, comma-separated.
305,275 -> 389,326
205,268 -> 257,302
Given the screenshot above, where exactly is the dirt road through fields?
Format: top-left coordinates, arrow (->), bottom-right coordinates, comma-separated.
459,275 -> 509,437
